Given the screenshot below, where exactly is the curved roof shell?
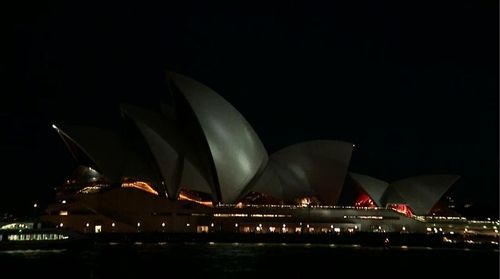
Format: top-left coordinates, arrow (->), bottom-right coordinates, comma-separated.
250,140 -> 353,204
349,173 -> 390,206
179,158 -> 215,197
168,72 -> 268,204
121,105 -> 182,198
53,125 -> 126,183
245,160 -> 288,201
53,125 -> 165,195
386,175 -> 460,215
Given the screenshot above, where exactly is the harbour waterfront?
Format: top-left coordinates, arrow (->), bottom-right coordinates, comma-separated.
1,243 -> 498,278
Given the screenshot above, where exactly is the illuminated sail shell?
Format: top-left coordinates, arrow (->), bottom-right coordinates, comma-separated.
168,72 -> 268,203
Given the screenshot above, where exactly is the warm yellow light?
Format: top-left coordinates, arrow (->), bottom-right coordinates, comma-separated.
33,203 -> 37,208
111,223 -> 115,227
162,222 -> 165,227
122,181 -> 158,196
178,192 -> 213,207
298,197 -> 312,207
137,222 -> 141,227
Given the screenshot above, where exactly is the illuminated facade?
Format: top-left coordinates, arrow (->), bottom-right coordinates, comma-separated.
42,72 -> 498,236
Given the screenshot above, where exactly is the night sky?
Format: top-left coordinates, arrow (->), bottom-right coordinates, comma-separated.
2,2 -> 498,216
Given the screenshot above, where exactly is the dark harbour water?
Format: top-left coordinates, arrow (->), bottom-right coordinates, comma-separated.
0,243 -> 498,278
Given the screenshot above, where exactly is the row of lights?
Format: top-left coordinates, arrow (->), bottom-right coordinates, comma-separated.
61,220 -> 498,234
426,226 -> 498,234
83,222 -> 116,228
233,223 -> 358,230
218,204 -> 384,210
58,221 -> 362,233
76,221 -> 213,229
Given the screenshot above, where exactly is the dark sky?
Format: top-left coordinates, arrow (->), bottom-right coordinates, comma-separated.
2,2 -> 498,216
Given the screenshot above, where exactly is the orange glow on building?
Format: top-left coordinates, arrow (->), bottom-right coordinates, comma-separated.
296,197 -> 320,207
354,192 -> 376,208
121,181 -> 158,196
298,197 -> 312,207
178,190 -> 213,207
388,204 -> 414,217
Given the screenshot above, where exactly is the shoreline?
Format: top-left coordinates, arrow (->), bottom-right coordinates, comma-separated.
88,232 -> 499,250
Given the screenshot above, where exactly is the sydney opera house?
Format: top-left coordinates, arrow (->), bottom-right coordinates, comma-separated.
41,72 -> 497,236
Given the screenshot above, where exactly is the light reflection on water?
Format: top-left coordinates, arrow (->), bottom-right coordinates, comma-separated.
0,249 -> 66,255
0,243 -> 497,278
